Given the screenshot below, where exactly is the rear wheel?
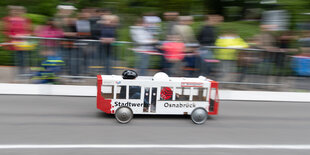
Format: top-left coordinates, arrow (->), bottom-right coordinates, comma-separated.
191,108 -> 208,125
115,107 -> 133,124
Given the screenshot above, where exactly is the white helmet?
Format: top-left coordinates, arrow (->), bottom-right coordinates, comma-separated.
153,72 -> 169,81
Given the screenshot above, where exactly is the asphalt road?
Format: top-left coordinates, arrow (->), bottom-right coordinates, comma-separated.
0,95 -> 310,155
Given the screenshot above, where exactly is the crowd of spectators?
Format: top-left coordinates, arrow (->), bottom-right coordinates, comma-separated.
2,5 -> 309,83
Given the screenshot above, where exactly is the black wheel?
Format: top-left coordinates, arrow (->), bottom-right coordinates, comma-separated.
115,107 -> 133,124
191,108 -> 208,125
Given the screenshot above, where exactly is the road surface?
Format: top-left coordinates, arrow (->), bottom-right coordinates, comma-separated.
0,95 -> 309,154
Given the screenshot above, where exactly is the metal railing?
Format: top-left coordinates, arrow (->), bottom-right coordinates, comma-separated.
9,36 -> 133,77
3,36 -> 308,90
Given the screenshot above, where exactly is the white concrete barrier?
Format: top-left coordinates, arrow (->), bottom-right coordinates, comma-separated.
0,83 -> 95,96
0,83 -> 309,102
219,90 -> 310,102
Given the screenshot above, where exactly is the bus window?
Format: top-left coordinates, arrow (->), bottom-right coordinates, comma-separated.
160,87 -> 173,100
116,85 -> 126,99
192,88 -> 207,101
129,86 -> 141,99
210,88 -> 216,100
175,87 -> 190,101
101,85 -> 114,99
209,88 -> 217,112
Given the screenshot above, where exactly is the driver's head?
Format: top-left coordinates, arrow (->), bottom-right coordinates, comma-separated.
122,70 -> 138,79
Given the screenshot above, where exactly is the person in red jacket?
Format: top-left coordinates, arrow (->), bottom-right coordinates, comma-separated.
161,35 -> 185,76
3,6 -> 32,75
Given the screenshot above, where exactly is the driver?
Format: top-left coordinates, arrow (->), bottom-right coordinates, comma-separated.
120,70 -> 140,99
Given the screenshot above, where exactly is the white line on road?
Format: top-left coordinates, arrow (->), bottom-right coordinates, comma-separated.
1,144 -> 310,150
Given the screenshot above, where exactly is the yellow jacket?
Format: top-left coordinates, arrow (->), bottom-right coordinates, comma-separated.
215,36 -> 248,60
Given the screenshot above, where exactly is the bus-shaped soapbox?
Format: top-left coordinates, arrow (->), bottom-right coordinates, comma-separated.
97,72 -> 219,124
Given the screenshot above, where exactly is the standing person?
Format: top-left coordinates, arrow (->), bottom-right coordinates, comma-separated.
89,8 -> 103,40
161,35 -> 185,76
143,12 -> 162,39
76,11 -> 92,38
33,19 -> 65,83
294,30 -> 310,76
274,32 -> 294,76
88,8 -> 103,71
62,16 -> 78,76
99,15 -> 119,75
88,8 -> 112,71
215,30 -> 249,81
172,16 -> 198,76
253,24 -> 279,83
130,18 -> 158,76
54,5 -> 77,31
197,15 -> 222,76
172,16 -> 197,45
162,12 -> 179,37
198,15 -> 221,46
158,12 -> 179,71
34,18 -> 64,52
236,37 -> 262,83
54,5 -> 77,76
76,11 -> 92,75
2,6 -> 32,76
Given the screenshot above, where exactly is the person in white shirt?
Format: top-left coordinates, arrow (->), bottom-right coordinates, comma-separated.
130,18 -> 158,76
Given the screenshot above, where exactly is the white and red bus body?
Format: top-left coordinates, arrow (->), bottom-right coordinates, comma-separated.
97,74 -> 219,116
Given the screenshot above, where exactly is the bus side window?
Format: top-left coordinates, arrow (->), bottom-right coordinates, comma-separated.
160,87 -> 173,100
209,88 -> 217,112
175,87 -> 190,101
101,85 -> 114,99
210,88 -> 217,101
192,88 -> 207,101
116,85 -> 126,99
129,86 -> 141,99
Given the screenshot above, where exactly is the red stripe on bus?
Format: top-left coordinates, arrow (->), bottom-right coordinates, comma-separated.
97,75 -> 112,114
208,81 -> 219,115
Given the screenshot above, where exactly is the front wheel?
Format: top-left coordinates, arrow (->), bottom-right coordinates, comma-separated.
191,108 -> 208,125
115,107 -> 133,124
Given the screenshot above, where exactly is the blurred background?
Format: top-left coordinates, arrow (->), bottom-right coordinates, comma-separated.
0,0 -> 309,91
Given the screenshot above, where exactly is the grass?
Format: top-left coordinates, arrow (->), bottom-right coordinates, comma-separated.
192,20 -> 260,40
217,21 -> 260,40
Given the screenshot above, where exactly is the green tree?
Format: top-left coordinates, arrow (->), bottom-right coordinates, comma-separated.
0,0 -> 59,16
